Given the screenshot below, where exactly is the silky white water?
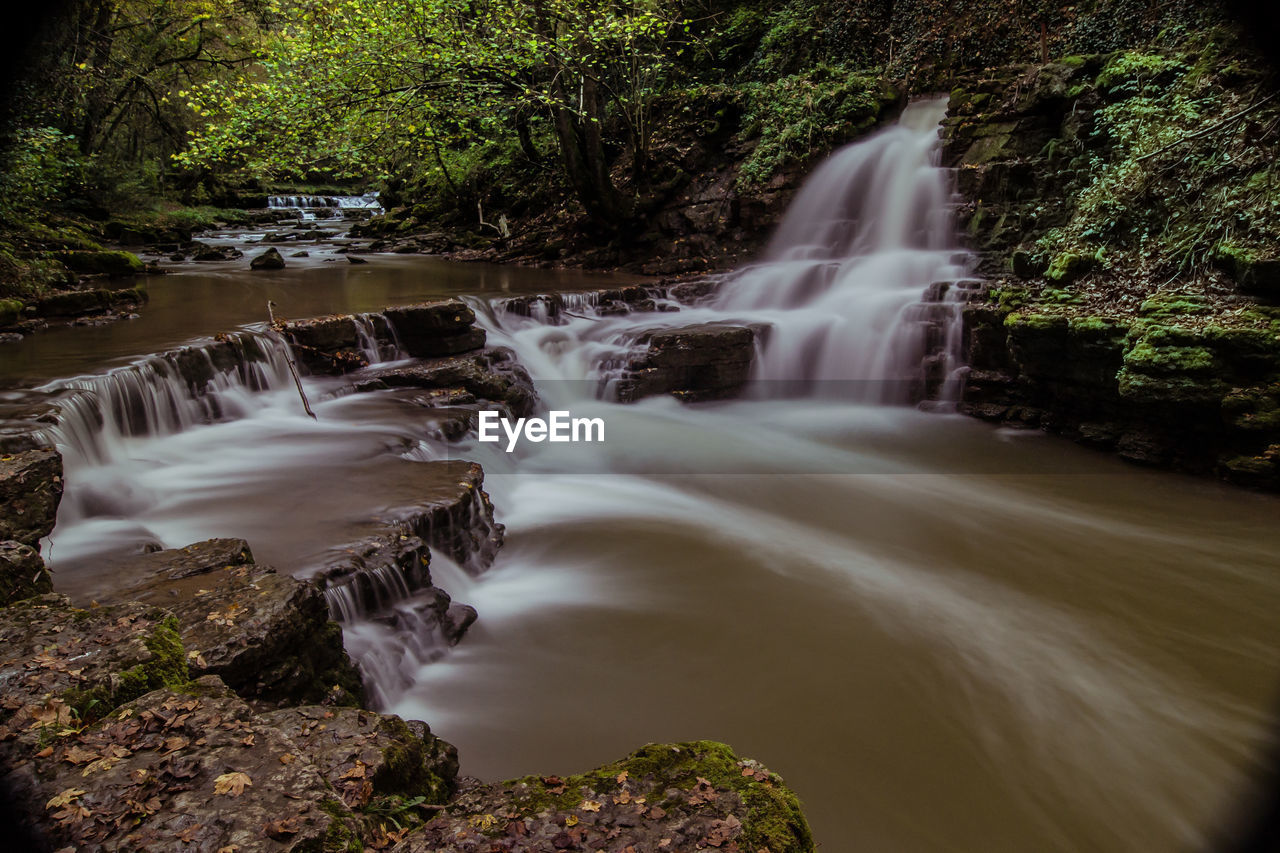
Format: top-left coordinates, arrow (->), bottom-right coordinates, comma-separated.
10,98 -> 1280,851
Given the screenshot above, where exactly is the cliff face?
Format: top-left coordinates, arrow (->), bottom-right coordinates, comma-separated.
941,31 -> 1280,488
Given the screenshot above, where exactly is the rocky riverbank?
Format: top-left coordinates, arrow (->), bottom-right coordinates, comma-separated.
0,297 -> 816,851
942,35 -> 1280,490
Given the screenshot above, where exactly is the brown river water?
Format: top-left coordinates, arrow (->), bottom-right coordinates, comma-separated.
5,102 -> 1280,851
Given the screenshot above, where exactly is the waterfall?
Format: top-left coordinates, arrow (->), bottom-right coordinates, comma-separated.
36,333 -> 297,470
471,96 -> 975,406
267,192 -> 383,218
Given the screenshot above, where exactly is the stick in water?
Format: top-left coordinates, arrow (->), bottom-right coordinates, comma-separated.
267,300 -> 318,420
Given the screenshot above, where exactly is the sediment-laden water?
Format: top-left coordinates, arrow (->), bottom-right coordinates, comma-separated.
3,100 -> 1279,852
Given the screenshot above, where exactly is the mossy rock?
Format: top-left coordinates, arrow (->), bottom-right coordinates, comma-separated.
398,741 -> 814,853
1222,385 -> 1280,431
1140,290 -> 1213,317
1214,244 -> 1280,297
54,250 -> 145,277
1045,251 -> 1097,284
1121,339 -> 1217,375
0,298 -> 23,326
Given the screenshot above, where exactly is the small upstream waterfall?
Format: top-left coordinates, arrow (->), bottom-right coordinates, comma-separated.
471,97 -> 974,405
268,192 -> 383,219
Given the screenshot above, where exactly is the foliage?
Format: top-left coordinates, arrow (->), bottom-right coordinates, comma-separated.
177,0 -> 699,224
736,65 -> 894,187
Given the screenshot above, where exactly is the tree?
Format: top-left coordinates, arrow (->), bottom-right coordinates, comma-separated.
178,0 -> 694,228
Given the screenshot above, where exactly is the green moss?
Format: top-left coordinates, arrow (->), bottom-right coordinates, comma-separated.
1004,312 -> 1068,331
63,616 -> 189,724
1068,315 -> 1125,335
1045,250 -> 1097,283
1097,51 -> 1184,91
1122,338 -> 1215,374
1222,386 -> 1280,431
736,66 -> 897,187
0,298 -> 23,325
373,717 -> 453,805
319,798 -> 363,853
55,250 -> 144,277
1060,55 -> 1089,68
1116,369 -> 1226,403
1140,290 -> 1212,317
496,742 -> 813,852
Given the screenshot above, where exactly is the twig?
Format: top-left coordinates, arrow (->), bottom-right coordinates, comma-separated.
1136,91 -> 1280,162
267,301 -> 318,420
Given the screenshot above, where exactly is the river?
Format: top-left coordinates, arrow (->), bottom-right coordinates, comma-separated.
2,100 -> 1279,852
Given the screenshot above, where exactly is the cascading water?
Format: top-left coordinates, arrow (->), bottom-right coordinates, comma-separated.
9,97 -> 1280,853
267,192 -> 383,219
471,97 -> 975,406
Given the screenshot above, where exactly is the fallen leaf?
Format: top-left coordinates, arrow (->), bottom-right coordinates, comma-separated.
580,800 -> 601,812
279,753 -> 296,765
565,815 -> 579,827
263,817 -> 301,839
615,770 -> 629,784
705,815 -> 742,847
175,824 -> 204,842
214,771 -> 252,796
46,788 -> 86,809
163,736 -> 191,753
340,761 -> 367,779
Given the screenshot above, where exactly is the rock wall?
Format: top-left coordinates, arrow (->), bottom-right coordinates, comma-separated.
943,48 -> 1280,489
0,447 -> 61,603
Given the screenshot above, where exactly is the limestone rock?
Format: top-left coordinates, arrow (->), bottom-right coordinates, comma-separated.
616,323 -> 755,402
0,595 -> 188,755
393,741 -> 814,853
250,247 -> 286,270
5,677 -> 360,853
383,300 -> 487,357
0,539 -> 52,604
363,348 -> 538,418
0,447 -> 63,550
112,540 -> 363,707
260,705 -> 459,806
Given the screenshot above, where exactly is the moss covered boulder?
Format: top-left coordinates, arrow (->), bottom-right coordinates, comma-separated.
0,298 -> 23,326
394,741 -> 813,853
105,539 -> 364,708
54,250 -> 145,277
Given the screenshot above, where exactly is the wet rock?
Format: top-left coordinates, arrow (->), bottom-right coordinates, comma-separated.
0,595 -> 188,753
0,447 -> 63,551
393,741 -> 814,853
292,250 -> 310,257
617,323 -> 755,402
363,348 -> 538,418
261,705 -> 459,806
110,539 -> 363,708
348,254 -> 369,264
192,244 -> 229,261
5,677 -> 361,853
440,603 -> 477,646
315,460 -> 500,627
383,300 -> 487,358
250,247 -> 286,270
0,540 -> 52,605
